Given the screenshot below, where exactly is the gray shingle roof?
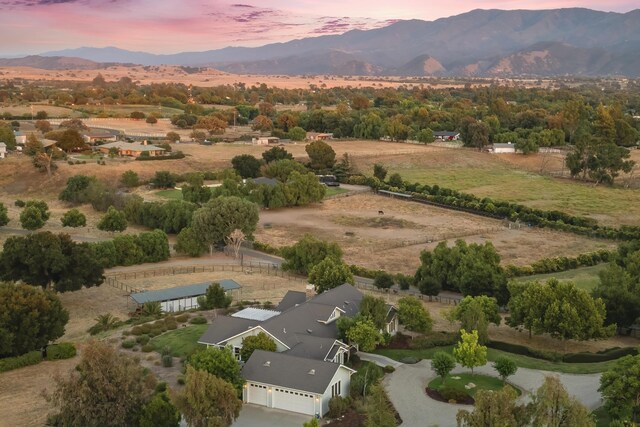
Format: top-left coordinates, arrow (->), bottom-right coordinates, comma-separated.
242,350 -> 346,394
307,284 -> 363,317
130,279 -> 241,304
286,335 -> 345,361
276,290 -> 307,311
99,141 -> 165,152
198,316 -> 259,345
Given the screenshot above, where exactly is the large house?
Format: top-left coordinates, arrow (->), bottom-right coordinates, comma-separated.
198,284 -> 397,418
97,141 -> 166,157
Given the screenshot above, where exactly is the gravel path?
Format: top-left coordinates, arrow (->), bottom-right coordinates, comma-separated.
383,360 -> 603,427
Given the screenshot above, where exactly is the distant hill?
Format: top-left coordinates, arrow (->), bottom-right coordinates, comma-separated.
34,8 -> 640,77
0,55 -> 101,70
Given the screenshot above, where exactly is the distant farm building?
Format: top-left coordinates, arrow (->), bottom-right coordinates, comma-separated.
492,142 -> 516,154
14,131 -> 27,145
97,141 -> 166,157
83,131 -> 117,144
433,131 -> 460,141
307,132 -> 333,141
252,136 -> 280,145
130,279 -> 242,312
0,142 -> 6,159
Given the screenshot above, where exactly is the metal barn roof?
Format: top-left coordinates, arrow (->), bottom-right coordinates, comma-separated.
130,279 -> 241,304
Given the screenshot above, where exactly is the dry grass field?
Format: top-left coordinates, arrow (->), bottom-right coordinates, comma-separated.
255,193 -> 616,275
0,65 -> 486,89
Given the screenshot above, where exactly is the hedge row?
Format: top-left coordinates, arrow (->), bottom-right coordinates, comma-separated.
135,151 -> 185,161
488,340 -> 638,363
0,351 -> 43,373
89,229 -> 170,268
252,241 -> 282,256
347,175 -> 640,241
505,249 -> 614,277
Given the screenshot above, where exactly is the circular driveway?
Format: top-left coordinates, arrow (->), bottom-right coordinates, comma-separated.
383,360 -> 603,427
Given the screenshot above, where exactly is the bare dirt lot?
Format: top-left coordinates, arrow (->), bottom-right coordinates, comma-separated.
255,193 -> 616,275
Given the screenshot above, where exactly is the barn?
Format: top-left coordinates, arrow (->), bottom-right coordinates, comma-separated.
130,280 -> 242,312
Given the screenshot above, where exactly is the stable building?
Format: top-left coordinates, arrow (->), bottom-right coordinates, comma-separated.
129,279 -> 241,312
492,142 -> 516,154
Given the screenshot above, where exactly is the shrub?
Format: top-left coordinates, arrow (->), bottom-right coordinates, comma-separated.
161,355 -> 173,367
121,339 -> 136,349
141,344 -> 155,353
328,396 -> 349,418
14,199 -> 25,207
383,365 -> 396,373
439,385 -> 468,402
175,313 -> 190,323
410,332 -> 458,349
189,316 -> 207,325
130,326 -> 144,336
0,351 -> 43,373
563,347 -> 638,363
177,376 -> 185,385
165,318 -> 178,330
161,346 -> 172,357
46,343 -> 76,360
136,335 -> 150,345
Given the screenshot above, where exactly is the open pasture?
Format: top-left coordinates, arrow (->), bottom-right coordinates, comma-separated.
254,193 -> 615,275
352,146 -> 640,227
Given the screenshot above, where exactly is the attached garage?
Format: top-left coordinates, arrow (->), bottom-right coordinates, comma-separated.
242,350 -> 354,418
272,387 -> 316,415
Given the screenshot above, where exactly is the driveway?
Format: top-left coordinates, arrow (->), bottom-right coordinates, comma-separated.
233,404 -> 312,427
383,360 -> 603,427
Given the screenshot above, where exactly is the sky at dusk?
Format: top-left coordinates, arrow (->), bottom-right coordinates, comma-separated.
0,0 -> 637,56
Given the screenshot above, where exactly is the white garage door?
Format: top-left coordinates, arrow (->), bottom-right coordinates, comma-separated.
247,383 -> 268,406
273,388 -> 315,415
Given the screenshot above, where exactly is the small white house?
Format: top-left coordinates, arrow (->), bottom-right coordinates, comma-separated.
252,136 -> 280,145
14,131 -> 27,145
242,350 -> 355,418
129,280 -> 241,312
0,142 -> 6,159
492,142 -> 516,154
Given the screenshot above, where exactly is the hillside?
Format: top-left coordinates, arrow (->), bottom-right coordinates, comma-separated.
0,55 -> 101,70
30,8 -> 640,77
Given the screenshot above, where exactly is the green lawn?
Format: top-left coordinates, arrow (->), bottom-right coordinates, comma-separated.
429,373 -> 517,398
375,346 -> 617,374
513,264 -> 607,292
382,158 -> 640,227
325,187 -> 349,198
155,189 -> 183,200
150,324 -> 207,357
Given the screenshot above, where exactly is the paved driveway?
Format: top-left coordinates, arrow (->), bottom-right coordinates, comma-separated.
383,360 -> 603,427
233,404 -> 312,427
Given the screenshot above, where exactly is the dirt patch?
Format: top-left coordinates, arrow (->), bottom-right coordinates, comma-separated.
255,193 -> 615,275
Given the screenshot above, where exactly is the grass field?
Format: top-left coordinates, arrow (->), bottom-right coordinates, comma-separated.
428,373 -> 516,398
375,346 -> 618,374
325,187 -> 349,197
76,104 -> 184,117
150,324 -> 208,357
513,264 -> 607,291
155,189 -> 183,200
353,148 -> 640,227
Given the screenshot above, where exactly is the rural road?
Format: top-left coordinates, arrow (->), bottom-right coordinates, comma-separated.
383,359 -> 602,427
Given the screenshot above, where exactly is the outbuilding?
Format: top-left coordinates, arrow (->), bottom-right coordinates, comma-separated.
129,279 -> 242,312
492,142 -> 516,154
0,142 -> 6,159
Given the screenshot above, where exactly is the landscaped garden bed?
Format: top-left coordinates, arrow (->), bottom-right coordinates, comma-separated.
425,373 -> 519,405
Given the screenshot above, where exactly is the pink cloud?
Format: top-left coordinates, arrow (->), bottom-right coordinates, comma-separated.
0,0 -> 636,55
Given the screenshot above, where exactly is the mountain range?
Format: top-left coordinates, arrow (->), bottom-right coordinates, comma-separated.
9,8 -> 640,77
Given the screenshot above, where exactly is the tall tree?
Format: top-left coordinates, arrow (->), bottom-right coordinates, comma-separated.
197,282 -> 231,310
530,376 -> 595,427
373,163 -> 388,181
0,282 -> 69,357
456,386 -> 527,427
61,209 -> 87,228
346,317 -> 383,352
308,257 -> 354,294
138,392 -> 181,427
397,296 -> 433,333
186,347 -> 245,396
191,196 -> 259,255
359,295 -> 388,330
305,140 -> 336,171
240,332 -> 277,361
592,263 -> 640,329
599,353 -> 640,424
47,341 -> 157,427
262,146 -> 293,163
231,154 -> 262,179
174,366 -> 242,427
0,232 -> 104,292
453,329 -> 487,375
281,234 -> 343,275
431,351 -> 456,384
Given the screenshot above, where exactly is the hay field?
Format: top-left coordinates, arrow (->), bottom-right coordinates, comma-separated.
255,193 -> 616,275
